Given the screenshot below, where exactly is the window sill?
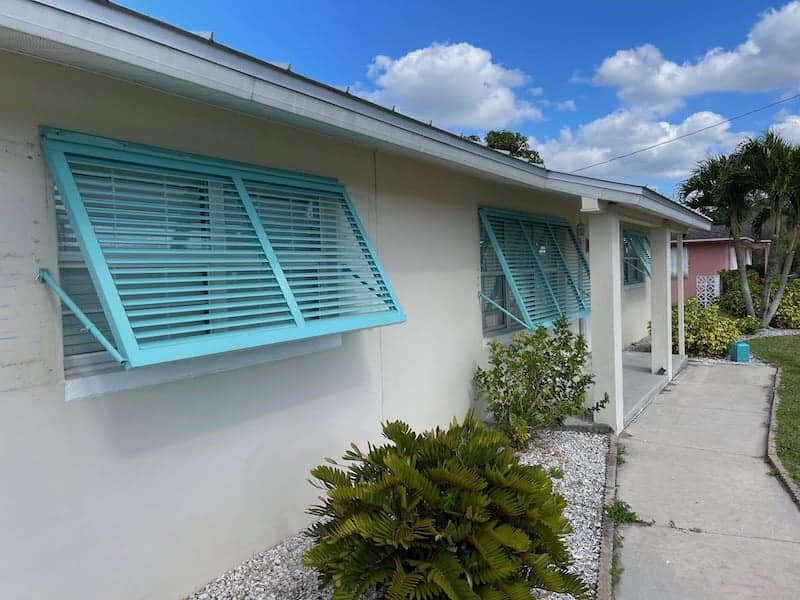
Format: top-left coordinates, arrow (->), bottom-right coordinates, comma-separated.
623,281 -> 647,289
64,334 -> 342,401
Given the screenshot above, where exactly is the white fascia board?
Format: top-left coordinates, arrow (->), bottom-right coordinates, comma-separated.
671,237 -> 768,244
4,0 -> 709,230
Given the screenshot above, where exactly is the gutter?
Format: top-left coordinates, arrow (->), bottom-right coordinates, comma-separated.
3,0 -> 710,230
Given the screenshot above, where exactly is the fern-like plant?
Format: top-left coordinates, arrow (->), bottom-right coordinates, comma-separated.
303,411 -> 586,600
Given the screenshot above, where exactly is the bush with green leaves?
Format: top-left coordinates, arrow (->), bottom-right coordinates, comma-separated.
303,412 -> 586,600
672,298 -> 740,357
718,269 -> 763,318
718,269 -> 800,328
473,316 -> 601,450
737,316 -> 761,335
772,279 -> 800,329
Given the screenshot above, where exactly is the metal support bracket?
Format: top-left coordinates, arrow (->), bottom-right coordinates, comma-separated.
37,268 -> 127,365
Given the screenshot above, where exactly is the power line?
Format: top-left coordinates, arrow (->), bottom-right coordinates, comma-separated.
570,92 -> 800,174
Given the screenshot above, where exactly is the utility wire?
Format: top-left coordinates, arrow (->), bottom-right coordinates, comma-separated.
571,92 -> 800,174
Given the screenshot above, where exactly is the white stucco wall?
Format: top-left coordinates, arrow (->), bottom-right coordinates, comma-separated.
621,281 -> 652,347
0,51 -> 649,600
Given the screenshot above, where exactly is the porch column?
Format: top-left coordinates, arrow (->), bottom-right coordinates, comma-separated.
650,226 -> 673,378
676,234 -> 686,356
588,211 -> 624,432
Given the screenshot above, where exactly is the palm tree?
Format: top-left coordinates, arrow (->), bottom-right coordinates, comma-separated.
681,153 -> 758,318
740,132 -> 800,327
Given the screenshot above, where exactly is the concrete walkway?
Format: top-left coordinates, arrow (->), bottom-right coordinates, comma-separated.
616,362 -> 800,600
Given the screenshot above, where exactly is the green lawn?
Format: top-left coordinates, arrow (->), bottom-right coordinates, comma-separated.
749,336 -> 800,484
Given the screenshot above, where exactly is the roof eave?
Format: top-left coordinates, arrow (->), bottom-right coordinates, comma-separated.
1,0 -> 710,230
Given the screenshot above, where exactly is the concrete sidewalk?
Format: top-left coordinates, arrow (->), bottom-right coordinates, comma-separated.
616,362 -> 800,600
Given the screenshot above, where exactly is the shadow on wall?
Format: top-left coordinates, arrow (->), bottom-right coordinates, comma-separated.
80,333 -> 374,457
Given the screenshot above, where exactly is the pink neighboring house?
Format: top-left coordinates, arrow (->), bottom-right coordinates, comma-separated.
670,225 -> 770,304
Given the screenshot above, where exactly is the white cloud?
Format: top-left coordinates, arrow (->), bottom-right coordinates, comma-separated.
556,100 -> 577,111
529,86 -> 544,97
358,42 -> 541,129
594,1 -> 800,113
531,109 -> 748,187
772,113 -> 800,143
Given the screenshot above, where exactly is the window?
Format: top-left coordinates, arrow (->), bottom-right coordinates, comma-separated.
480,221 -> 525,334
623,229 -> 651,286
42,127 -> 404,371
670,246 -> 690,278
479,208 -> 590,334
55,189 -> 122,378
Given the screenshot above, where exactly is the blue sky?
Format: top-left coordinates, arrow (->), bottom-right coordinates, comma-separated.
121,0 -> 800,196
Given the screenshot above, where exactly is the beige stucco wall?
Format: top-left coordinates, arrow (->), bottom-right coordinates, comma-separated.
0,51 -> 653,599
621,280 -> 652,347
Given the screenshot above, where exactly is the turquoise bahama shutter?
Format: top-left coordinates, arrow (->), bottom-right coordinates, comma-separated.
40,127 -> 405,368
479,207 -> 590,329
623,229 -> 652,279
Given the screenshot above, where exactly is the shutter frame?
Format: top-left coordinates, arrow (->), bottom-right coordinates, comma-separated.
624,229 -> 652,278
42,127 -> 405,368
479,207 -> 590,328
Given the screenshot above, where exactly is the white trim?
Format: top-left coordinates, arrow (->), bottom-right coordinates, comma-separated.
0,0 -> 710,230
65,333 -> 342,401
671,237 -> 771,244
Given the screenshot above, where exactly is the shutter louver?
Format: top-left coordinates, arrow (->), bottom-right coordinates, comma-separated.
245,180 -> 396,322
624,229 -> 652,277
43,127 -> 404,368
479,207 -> 590,328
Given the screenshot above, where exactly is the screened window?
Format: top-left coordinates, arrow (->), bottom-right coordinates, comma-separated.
42,127 -> 404,371
478,208 -> 590,334
623,229 -> 651,286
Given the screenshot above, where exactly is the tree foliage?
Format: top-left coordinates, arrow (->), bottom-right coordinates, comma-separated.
303,411 -> 586,599
465,130 -> 544,165
681,131 -> 800,328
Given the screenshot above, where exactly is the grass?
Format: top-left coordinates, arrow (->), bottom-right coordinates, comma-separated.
548,466 -> 564,479
616,444 -> 627,466
604,500 -> 638,524
748,335 -> 800,485
610,532 -> 624,586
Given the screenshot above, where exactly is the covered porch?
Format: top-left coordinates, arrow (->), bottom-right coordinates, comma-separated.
583,198 -> 696,432
585,352 -> 688,428
620,352 -> 687,425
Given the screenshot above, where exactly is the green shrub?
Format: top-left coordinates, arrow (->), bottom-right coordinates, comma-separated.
303,411 -> 586,600
737,316 -> 760,335
773,279 -> 800,329
718,269 -> 762,318
473,316 -> 602,450
604,501 -> 638,525
673,298 -> 740,357
718,269 -> 800,328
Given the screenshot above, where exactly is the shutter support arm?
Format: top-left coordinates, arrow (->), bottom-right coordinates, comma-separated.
37,268 -> 127,365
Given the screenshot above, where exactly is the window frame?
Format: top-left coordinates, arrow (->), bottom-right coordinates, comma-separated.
42,126 -> 405,370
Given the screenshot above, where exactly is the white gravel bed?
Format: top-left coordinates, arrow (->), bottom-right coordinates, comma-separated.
521,430 -> 608,599
188,430 -> 609,600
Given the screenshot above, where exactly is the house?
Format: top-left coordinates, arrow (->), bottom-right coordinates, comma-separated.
670,224 -> 770,305
0,1 -> 709,598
